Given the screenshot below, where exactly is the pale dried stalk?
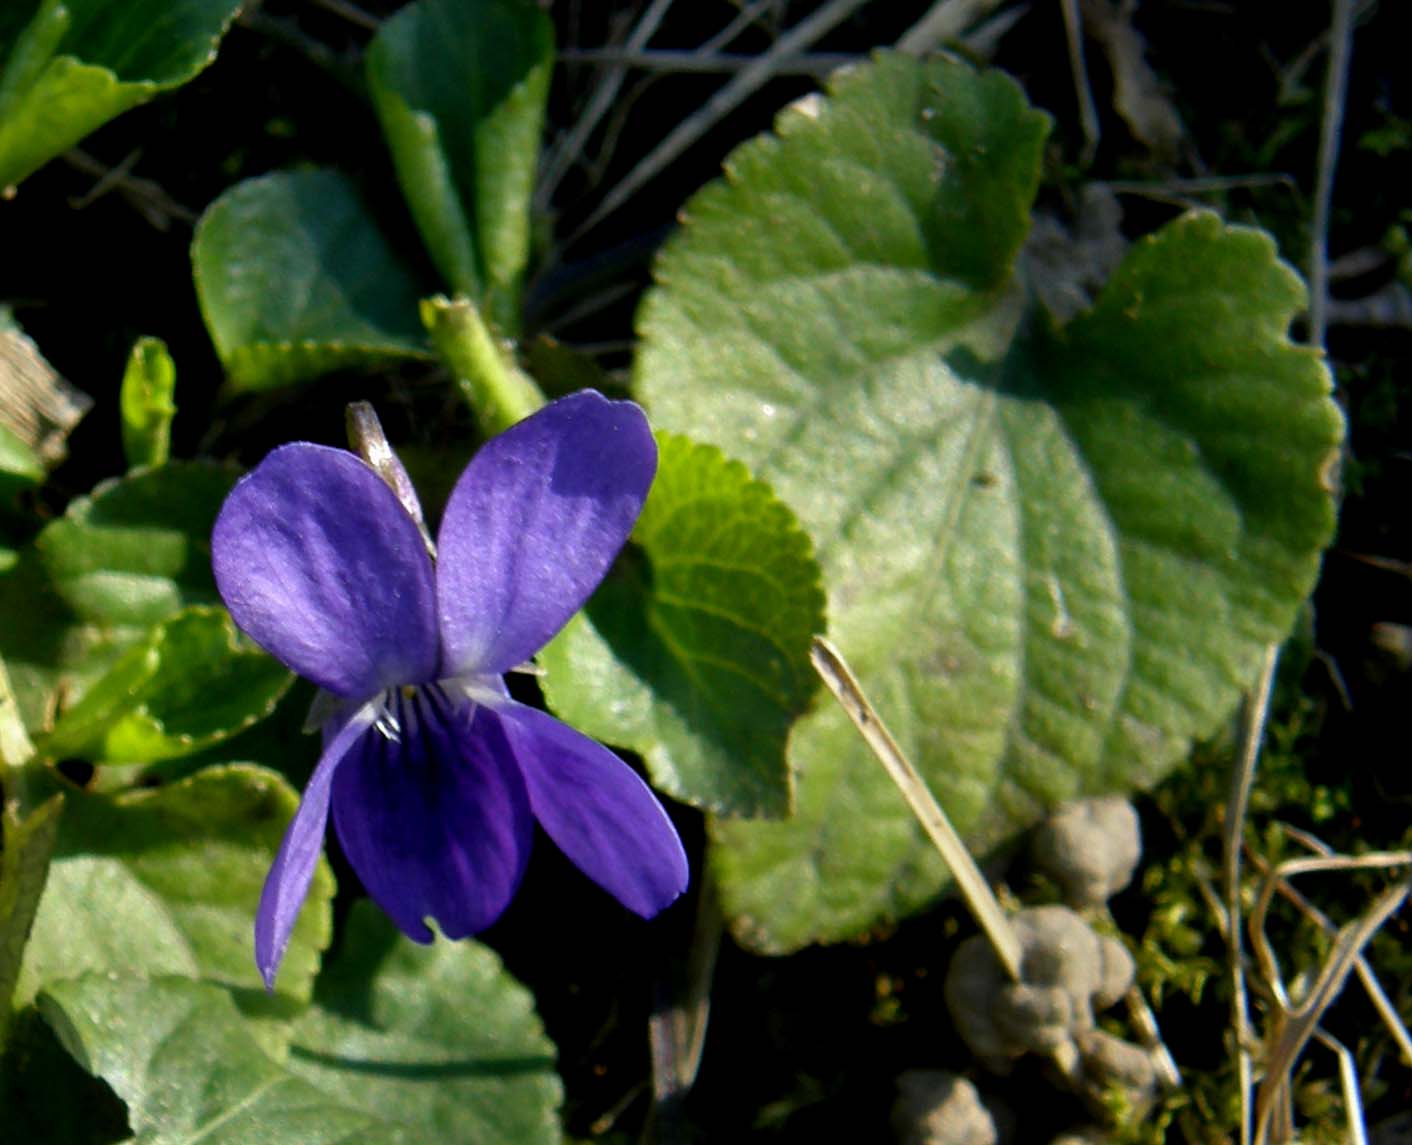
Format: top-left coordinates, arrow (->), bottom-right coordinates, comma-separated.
574,0 -> 873,240
539,0 -> 677,207
809,637 -> 1023,982
1248,854 -> 1412,1145
895,0 -> 1008,55
1308,0 -> 1357,349
1246,840 -> 1412,1068
1224,643 -> 1281,1145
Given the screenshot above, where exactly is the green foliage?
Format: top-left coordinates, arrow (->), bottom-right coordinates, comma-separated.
15,765 -> 333,1026
635,52 -> 1344,953
192,169 -> 433,392
39,605 -> 292,765
541,431 -> 826,818
0,461 -> 237,728
287,903 -> 563,1144
119,335 -> 176,469
0,796 -> 61,1042
0,0 -> 242,191
41,974 -> 401,1143
23,903 -> 562,1142
367,0 -> 553,332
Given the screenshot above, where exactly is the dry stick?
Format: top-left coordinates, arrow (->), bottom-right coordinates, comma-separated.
555,48 -> 853,77
1246,842 -> 1412,1070
698,0 -> 778,55
1308,0 -> 1356,350
1059,0 -> 1100,166
809,637 -> 1023,982
1223,643 -> 1281,1145
538,0 -> 678,210
1251,868 -> 1412,1145
1312,1030 -> 1369,1145
573,0 -> 873,242
1275,824 -> 1412,1066
895,0 -> 1008,55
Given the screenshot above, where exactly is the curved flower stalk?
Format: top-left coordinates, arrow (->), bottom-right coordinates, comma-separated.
212,391 -> 689,987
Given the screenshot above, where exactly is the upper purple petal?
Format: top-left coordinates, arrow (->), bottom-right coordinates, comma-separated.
330,687 -> 535,941
435,391 -> 656,676
493,699 -> 689,918
213,443 -> 439,697
256,705 -> 374,989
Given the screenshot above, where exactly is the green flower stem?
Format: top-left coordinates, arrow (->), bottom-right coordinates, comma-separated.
421,295 -> 544,436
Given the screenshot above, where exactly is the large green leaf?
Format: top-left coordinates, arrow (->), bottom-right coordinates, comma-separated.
367,0 -> 553,330
40,605 -> 292,765
192,168 -> 433,392
41,974 -> 401,1144
634,54 -> 1343,952
0,461 -> 236,729
540,432 -> 825,818
16,765 -> 333,1028
0,0 -> 242,191
287,902 -> 562,1144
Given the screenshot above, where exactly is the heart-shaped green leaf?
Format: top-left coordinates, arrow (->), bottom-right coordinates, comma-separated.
634,54 -> 1343,952
192,168 -> 433,392
40,605 -> 292,765
367,0 -> 553,331
41,974 -> 400,1144
16,765 -> 333,1030
287,902 -> 562,1144
0,461 -> 236,729
541,432 -> 825,818
0,0 -> 242,191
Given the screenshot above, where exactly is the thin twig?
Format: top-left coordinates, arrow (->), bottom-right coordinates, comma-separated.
1224,644 -> 1281,1145
539,0 -> 678,208
1252,872 -> 1411,1145
810,637 -> 1024,981
1308,0 -> 1356,350
1060,0 -> 1100,166
61,149 -> 196,229
555,48 -> 854,76
308,0 -> 380,32
699,0 -> 779,54
571,0 -> 873,242
895,0 -> 1008,55
1311,1030 -> 1369,1145
1245,839 -> 1412,1068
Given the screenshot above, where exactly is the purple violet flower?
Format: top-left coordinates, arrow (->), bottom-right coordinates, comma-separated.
212,391 -> 689,987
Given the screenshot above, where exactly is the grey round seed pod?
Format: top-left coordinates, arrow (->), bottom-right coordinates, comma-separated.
945,905 -> 1136,1074
891,1071 -> 1004,1145
1032,797 -> 1142,908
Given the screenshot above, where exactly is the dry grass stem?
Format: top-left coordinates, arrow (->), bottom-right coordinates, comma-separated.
1224,643 -> 1281,1145
573,0 -> 872,241
809,637 -> 1024,982
1308,0 -> 1356,349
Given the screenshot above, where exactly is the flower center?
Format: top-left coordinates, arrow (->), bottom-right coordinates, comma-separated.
373,681 -> 461,744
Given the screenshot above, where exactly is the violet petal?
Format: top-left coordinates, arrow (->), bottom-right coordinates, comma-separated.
494,699 -> 689,917
256,705 -> 375,989
213,443 -> 439,698
435,391 -> 656,676
331,687 -> 535,941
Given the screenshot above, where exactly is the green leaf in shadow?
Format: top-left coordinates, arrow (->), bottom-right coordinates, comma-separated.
367,0 -> 553,331
192,168 -> 433,393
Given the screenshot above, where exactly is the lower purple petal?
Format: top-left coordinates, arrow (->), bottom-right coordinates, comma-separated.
331,687 -> 534,942
493,700 -> 689,918
256,706 -> 375,990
